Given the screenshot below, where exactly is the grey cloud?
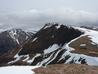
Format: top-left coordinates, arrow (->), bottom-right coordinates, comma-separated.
0,8 -> 98,32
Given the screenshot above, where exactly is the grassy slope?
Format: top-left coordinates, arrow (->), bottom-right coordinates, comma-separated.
33,64 -> 98,74
69,36 -> 98,57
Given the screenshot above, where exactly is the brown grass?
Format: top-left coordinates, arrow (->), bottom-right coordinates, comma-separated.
69,36 -> 98,57
33,64 -> 98,74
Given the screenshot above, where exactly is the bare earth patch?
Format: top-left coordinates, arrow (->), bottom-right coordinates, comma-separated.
33,64 -> 98,74
69,36 -> 98,57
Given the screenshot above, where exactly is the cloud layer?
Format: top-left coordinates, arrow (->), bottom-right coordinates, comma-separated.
0,8 -> 98,31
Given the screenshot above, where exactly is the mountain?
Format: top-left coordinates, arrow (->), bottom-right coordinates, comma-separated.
0,23 -> 98,66
0,29 -> 33,65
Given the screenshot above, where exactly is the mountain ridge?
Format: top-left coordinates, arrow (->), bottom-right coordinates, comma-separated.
0,23 -> 98,66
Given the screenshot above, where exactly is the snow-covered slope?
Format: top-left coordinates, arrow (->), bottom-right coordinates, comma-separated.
75,27 -> 98,44
0,66 -> 39,74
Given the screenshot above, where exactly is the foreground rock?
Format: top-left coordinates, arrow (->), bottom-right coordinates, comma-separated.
33,64 -> 98,74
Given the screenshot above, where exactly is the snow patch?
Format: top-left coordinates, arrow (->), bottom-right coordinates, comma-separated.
0,66 -> 39,74
45,49 -> 62,65
44,44 -> 60,54
75,27 -> 98,44
8,55 -> 23,64
22,55 -> 30,62
39,53 -> 54,66
9,30 -> 20,44
80,44 -> 86,47
27,54 -> 41,64
32,37 -> 38,42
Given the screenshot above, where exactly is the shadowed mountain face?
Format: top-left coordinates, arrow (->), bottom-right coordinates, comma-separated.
0,29 -> 33,55
0,23 -> 84,66
19,24 -> 83,55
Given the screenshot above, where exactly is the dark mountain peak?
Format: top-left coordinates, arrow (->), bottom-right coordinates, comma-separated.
19,23 -> 83,55
42,23 -> 59,29
40,23 -> 72,30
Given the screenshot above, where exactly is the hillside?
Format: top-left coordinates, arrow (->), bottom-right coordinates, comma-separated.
33,64 -> 98,74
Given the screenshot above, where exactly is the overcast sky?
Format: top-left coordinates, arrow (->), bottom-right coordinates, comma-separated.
0,0 -> 98,13
0,0 -> 98,31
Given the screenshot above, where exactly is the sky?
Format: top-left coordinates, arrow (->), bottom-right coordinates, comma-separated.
0,0 -> 98,13
0,0 -> 98,31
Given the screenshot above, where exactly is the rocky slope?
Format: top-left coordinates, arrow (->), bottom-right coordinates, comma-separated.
0,23 -> 98,66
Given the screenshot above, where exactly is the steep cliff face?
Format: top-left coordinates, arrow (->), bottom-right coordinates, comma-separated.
0,23 -> 98,66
